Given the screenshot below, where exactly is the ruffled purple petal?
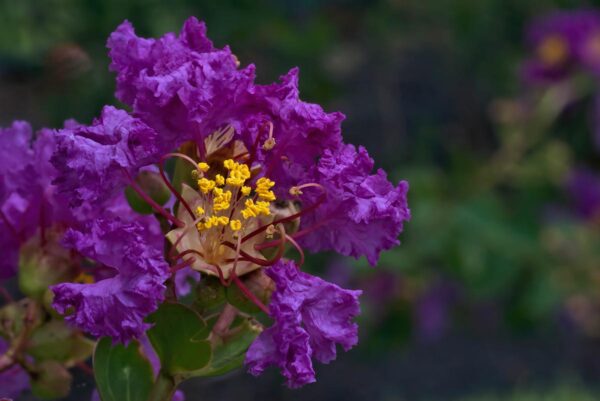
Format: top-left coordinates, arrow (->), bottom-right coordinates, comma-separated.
51,217 -> 169,343
51,106 -> 164,209
299,144 -> 410,265
108,17 -> 254,143
245,260 -> 361,388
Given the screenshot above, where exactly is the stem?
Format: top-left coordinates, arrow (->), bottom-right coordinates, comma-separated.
147,371 -> 177,401
123,168 -> 183,227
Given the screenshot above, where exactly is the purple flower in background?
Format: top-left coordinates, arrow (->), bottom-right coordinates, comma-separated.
245,260 -> 361,388
0,338 -> 29,399
415,280 -> 459,342
522,9 -> 600,83
565,168 -> 600,219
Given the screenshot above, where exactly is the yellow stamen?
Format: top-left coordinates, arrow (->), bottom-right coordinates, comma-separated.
198,162 -> 210,172
230,219 -> 242,231
198,178 -> 216,194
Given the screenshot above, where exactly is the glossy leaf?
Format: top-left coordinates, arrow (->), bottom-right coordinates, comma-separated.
146,302 -> 211,375
93,337 -> 154,401
192,319 -> 259,377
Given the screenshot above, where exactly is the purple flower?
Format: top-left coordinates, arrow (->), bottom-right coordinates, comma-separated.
522,10 -> 600,83
108,17 -> 344,189
299,144 -> 410,265
565,167 -> 600,219
0,121 -> 81,279
107,17 -> 254,144
245,260 -> 361,388
51,217 -> 169,343
0,338 -> 29,399
174,266 -> 201,298
51,106 -> 164,209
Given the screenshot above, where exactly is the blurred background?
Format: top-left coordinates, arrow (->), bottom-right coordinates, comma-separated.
4,0 -> 600,400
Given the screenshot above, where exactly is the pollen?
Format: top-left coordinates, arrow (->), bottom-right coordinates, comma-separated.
198,162 -> 210,172
224,159 -> 251,187
191,159 -> 277,243
241,199 -> 271,219
198,178 -> 216,194
230,219 -> 242,231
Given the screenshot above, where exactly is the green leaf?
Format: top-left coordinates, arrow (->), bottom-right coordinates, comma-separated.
94,337 -> 154,401
192,319 -> 260,377
28,319 -> 94,365
146,303 -> 211,375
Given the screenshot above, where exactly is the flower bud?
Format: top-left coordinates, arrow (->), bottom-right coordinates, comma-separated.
19,232 -> 77,300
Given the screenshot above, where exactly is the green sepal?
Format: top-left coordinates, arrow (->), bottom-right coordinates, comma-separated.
27,319 -> 94,366
193,276 -> 226,315
19,234 -> 75,300
146,302 -> 211,375
190,319 -> 260,377
93,337 -> 154,401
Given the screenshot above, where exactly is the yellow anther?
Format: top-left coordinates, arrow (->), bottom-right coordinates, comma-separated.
196,206 -> 205,216
226,163 -> 251,186
255,177 -> 276,201
191,170 -> 199,180
241,199 -> 271,219
198,178 -> 216,194
256,177 -> 275,191
215,174 -> 225,186
198,162 -> 210,172
258,190 -> 276,201
241,186 -> 251,196
74,272 -> 95,284
204,216 -> 219,229
256,201 -> 271,215
223,159 -> 235,170
217,216 -> 230,226
262,137 -> 276,150
289,186 -> 303,196
230,219 -> 242,231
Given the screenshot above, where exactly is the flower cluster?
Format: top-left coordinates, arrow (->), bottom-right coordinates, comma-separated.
522,9 -> 600,83
1,16 -> 410,391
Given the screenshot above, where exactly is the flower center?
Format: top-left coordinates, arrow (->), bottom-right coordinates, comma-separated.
166,157 -> 278,279
537,34 -> 569,67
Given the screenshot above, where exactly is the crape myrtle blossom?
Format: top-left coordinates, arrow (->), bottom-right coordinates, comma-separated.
522,10 -> 600,84
246,260 -> 361,388
521,10 -> 600,150
0,121 -> 74,280
49,16 -> 410,387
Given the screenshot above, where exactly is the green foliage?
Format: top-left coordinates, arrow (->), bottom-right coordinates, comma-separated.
93,337 -> 154,401
28,319 -> 94,366
146,303 -> 211,375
